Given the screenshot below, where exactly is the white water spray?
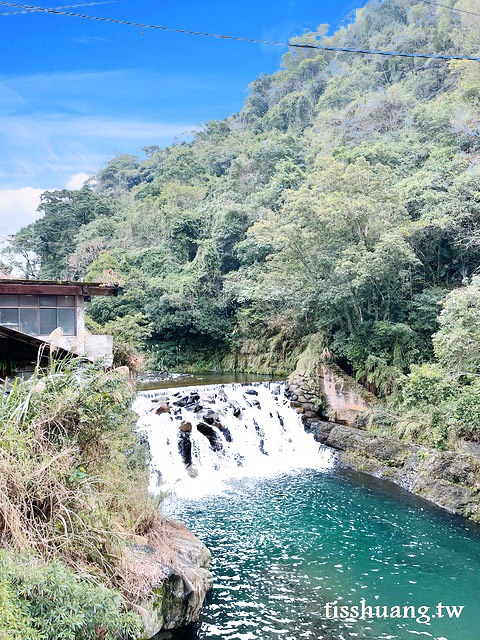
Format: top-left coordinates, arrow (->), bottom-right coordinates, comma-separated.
134,382 -> 334,498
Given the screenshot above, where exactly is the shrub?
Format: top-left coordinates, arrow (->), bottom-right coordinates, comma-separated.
451,380 -> 480,441
0,551 -> 141,640
433,277 -> 480,375
396,363 -> 457,409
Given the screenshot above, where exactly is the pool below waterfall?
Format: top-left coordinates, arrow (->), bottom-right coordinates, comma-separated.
136,382 -> 480,640
163,470 -> 480,640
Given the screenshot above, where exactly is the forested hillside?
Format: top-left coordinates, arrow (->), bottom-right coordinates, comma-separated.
8,0 -> 480,387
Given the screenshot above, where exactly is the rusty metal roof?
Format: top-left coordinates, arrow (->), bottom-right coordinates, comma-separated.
0,279 -> 120,297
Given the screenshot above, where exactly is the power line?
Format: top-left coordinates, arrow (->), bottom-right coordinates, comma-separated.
0,0 -> 117,15
0,1 -> 479,62
416,0 -> 480,19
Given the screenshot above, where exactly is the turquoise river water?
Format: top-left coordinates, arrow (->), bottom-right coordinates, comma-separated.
163,468 -> 480,640
136,381 -> 480,640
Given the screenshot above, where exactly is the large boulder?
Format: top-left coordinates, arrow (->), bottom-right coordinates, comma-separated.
154,401 -> 171,415
125,519 -> 213,639
197,422 -> 223,451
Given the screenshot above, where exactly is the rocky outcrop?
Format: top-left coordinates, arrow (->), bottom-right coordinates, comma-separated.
317,363 -> 377,425
323,424 -> 480,521
287,352 -> 480,522
124,519 -> 213,639
285,369 -> 325,421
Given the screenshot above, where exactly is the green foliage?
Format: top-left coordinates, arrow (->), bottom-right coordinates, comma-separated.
85,251 -> 121,282
7,0 -> 480,379
0,357 -> 173,637
0,358 -> 154,578
397,363 -> 457,409
87,312 -> 153,372
393,358 -> 480,447
433,276 -> 480,375
0,552 -> 141,640
10,189 -> 115,279
355,354 -> 402,397
451,380 -> 480,440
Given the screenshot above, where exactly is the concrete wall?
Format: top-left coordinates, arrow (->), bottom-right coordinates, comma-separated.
38,297 -> 114,366
76,295 -> 85,335
83,335 -> 114,367
58,334 -> 114,367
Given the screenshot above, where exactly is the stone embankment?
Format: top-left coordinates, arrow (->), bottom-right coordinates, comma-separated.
286,363 -> 480,522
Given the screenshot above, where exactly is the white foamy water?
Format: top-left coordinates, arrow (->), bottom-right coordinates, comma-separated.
134,382 -> 334,498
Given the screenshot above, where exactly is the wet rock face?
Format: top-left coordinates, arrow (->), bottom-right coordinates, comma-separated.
151,623 -> 198,639
178,432 -> 192,466
217,388 -> 228,403
285,369 -> 325,428
201,409 -> 217,425
303,419 -> 335,444
196,422 -> 223,451
186,465 -> 198,478
220,425 -> 233,443
327,425 -> 416,468
253,419 -> 268,456
155,401 -> 171,415
172,393 -> 200,412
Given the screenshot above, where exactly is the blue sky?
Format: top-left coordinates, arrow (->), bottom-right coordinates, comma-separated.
0,0 -> 365,233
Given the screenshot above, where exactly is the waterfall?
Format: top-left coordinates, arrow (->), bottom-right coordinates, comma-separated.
134,382 -> 334,498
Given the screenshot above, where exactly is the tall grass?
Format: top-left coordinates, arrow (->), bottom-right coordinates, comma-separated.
0,358 -> 172,638
0,354 -> 158,587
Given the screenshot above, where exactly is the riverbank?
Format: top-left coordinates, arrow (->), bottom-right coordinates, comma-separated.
0,359 -> 212,640
286,362 -> 480,522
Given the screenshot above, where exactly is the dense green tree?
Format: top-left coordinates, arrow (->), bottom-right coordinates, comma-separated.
433,276 -> 480,375
10,189 -> 114,279
7,0 -> 480,377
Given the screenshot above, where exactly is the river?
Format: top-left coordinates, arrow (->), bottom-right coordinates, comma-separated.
135,380 -> 480,640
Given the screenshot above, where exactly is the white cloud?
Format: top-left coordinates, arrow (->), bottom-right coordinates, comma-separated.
0,115 -> 195,190
0,82 -> 28,113
66,172 -> 90,190
70,36 -> 110,44
0,187 -> 45,234
0,67 -> 235,191
0,115 -> 195,140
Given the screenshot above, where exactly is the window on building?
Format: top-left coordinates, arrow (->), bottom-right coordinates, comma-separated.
0,295 -> 76,336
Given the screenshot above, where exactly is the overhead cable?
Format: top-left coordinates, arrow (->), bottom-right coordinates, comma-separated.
0,0 -> 479,62
416,0 -> 480,19
0,0 -> 117,15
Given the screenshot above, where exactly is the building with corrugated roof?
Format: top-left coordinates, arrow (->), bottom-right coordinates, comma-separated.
0,279 -> 119,377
